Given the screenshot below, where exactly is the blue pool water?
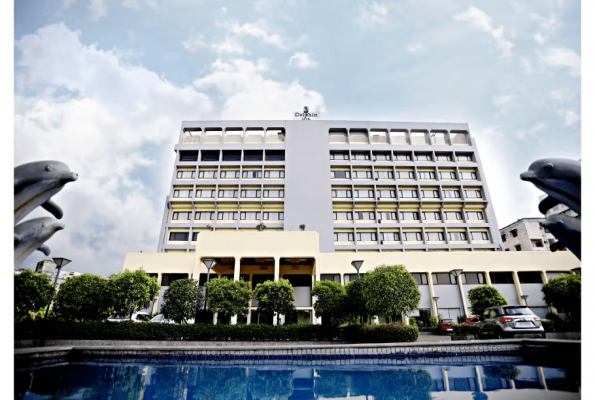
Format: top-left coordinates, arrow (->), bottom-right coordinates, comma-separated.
15,361 -> 579,400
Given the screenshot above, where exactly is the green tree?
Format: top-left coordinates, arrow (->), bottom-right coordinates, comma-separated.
345,279 -> 370,324
362,265 -> 421,321
467,285 -> 507,316
14,270 -> 56,321
541,274 -> 581,320
108,269 -> 160,319
253,279 -> 295,326
311,281 -> 347,326
160,279 -> 203,324
52,274 -> 112,321
204,277 -> 252,323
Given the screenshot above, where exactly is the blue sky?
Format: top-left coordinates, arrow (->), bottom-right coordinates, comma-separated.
12,0 -> 581,276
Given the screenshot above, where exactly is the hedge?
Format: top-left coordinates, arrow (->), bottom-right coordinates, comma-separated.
15,321 -> 418,343
452,324 -> 474,336
541,319 -> 580,333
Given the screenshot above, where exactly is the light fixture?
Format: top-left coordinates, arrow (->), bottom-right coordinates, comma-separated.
45,257 -> 72,318
351,260 -> 364,279
202,259 -> 216,283
521,294 -> 529,306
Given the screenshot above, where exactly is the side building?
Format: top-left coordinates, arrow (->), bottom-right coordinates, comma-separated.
500,218 -> 558,252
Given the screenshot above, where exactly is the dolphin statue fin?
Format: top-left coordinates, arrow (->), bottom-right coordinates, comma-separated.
14,233 -> 23,245
549,240 -> 565,252
41,199 -> 64,219
37,244 -> 51,256
538,195 -> 561,215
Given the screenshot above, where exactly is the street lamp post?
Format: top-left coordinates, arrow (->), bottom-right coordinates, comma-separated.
44,258 -> 72,318
351,260 -> 364,280
521,295 -> 529,306
202,259 -> 216,311
449,269 -> 466,318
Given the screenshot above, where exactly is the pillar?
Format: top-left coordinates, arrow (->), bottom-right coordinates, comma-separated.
458,276 -> 469,317
152,273 -> 163,314
537,366 -> 548,390
274,257 -> 280,282
230,258 -> 241,325
427,272 -> 438,317
485,271 -> 492,286
512,271 -> 524,306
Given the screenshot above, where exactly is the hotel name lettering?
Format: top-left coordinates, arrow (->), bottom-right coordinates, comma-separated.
293,106 -> 319,120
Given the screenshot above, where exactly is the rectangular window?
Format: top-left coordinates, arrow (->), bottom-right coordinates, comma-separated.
435,154 -> 452,161
244,152 -> 263,161
399,189 -> 417,198
195,212 -> 215,220
471,231 -> 489,240
222,153 -> 241,161
448,232 -> 467,241
334,232 -> 354,242
423,212 -> 441,220
161,273 -> 189,286
217,212 -> 238,220
394,153 -> 412,161
518,271 -> 543,284
403,232 -> 423,241
173,189 -> 192,198
198,170 -> 217,179
265,151 -> 285,161
172,211 -> 191,220
331,171 -> 351,179
353,190 -> 374,198
218,190 -> 238,198
220,170 -> 240,179
242,171 -> 262,179
378,190 -> 396,198
515,244 -> 522,251
330,152 -> 350,160
352,152 -> 370,160
264,170 -> 285,179
169,232 -> 189,241
426,232 -> 445,241
432,273 -> 456,285
501,234 -> 507,242
421,190 -> 439,198
418,171 -> 436,179
531,239 -> 544,248
355,211 -> 375,220
381,232 -> 400,241
343,274 -> 361,284
379,212 -> 397,220
444,211 -> 462,220
240,212 -> 261,220
375,171 -> 394,179
263,190 -> 284,198
192,232 -> 198,241
196,189 -> 215,198
176,170 -> 195,179
511,229 -> 518,238
400,212 -> 419,220
180,151 -> 198,162
352,171 -> 373,179
240,189 -> 261,198
464,190 -> 482,198
411,273 -> 428,285
416,153 -> 432,161
457,154 -> 473,161
374,153 -> 391,161
443,190 -> 461,198
320,274 -> 341,283
461,272 -> 485,285
333,212 -> 353,220
262,212 -> 284,220
466,211 -> 484,220
489,272 -> 514,284
440,171 -> 456,179
332,190 -> 352,198
396,171 -> 415,179
201,152 -> 219,162
356,232 -> 377,241
461,172 -> 477,180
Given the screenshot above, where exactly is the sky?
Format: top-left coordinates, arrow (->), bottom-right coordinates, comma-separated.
11,0 -> 582,277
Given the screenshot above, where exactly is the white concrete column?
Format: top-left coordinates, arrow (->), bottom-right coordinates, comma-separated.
213,312 -> 218,325
512,271 -> 524,305
427,273 -> 438,317
274,257 -> 280,282
273,312 -> 278,326
230,257 -> 241,325
458,277 -> 469,317
485,271 -> 492,285
442,366 -> 450,391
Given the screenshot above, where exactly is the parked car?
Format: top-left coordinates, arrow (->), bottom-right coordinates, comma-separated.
462,316 -> 480,327
474,306 -> 545,339
150,314 -> 176,324
438,318 -> 456,334
107,312 -> 152,323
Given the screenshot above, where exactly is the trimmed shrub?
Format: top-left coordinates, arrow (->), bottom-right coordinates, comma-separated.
541,319 -> 580,333
453,324 -> 474,336
428,317 -> 438,330
344,322 -> 418,343
408,317 -> 417,326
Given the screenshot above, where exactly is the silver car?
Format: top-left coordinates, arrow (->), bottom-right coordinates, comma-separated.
474,306 -> 545,339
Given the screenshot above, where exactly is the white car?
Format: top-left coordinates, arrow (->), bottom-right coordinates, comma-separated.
107,311 -> 152,323
150,314 -> 176,324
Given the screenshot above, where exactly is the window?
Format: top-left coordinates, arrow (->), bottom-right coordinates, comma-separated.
240,212 -> 261,220
198,170 -> 217,179
489,272 -> 514,284
241,189 -> 261,198
263,212 -> 284,220
435,154 -> 452,161
172,211 -> 191,220
400,212 -> 419,220
432,273 -> 456,285
515,244 -> 521,251
244,151 -> 263,161
331,171 -> 351,179
466,211 -> 483,220
471,231 -> 489,240
195,212 -> 214,220
169,232 -> 188,241
378,190 -> 396,198
449,232 -> 467,241
418,171 -> 436,179
334,232 -> 354,241
356,232 -> 377,241
511,229 -> 518,237
217,212 -> 238,220
218,190 -> 238,198
332,190 -> 352,198
457,154 -> 473,161
440,171 -> 456,179
220,170 -> 240,179
196,189 -> 215,198
222,152 -> 241,161
464,190 -> 482,198
531,239 -> 544,248
394,153 -> 412,161
426,232 -> 445,241
352,171 -> 373,179
330,152 -> 349,160
192,232 -> 199,241
460,172 -> 477,180
423,212 -> 441,220
403,232 -> 423,241
263,189 -> 284,198
375,171 -> 394,179
333,212 -> 353,220
344,274 -> 361,284
353,190 -> 374,198
501,234 -> 506,242
201,152 -> 219,162
443,190 -> 461,198
381,232 -> 400,241
352,152 -> 370,160
396,171 -> 415,179
416,153 -> 432,161
173,189 -> 191,198
378,212 -> 397,220
444,211 -> 462,220
411,273 -> 428,285
243,171 -> 262,179
399,189 -> 417,198
355,211 -> 375,220
374,152 -> 391,161
180,151 -> 198,162
265,151 -> 285,161
461,272 -> 485,285
161,273 -> 189,286
421,190 -> 439,198
264,170 -> 285,179
518,271 -> 543,284
177,170 -> 195,179
320,274 -> 341,283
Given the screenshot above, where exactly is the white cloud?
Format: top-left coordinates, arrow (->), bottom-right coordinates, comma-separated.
182,34 -> 207,52
224,21 -> 286,49
565,110 -> 580,125
358,1 -> 389,28
62,0 -> 156,19
533,33 -> 545,44
406,43 -> 423,52
517,122 -> 545,140
492,94 -> 514,112
539,47 -> 581,76
211,38 -> 246,54
454,6 -> 513,58
89,0 -> 107,19
194,58 -> 326,119
221,7 -> 227,13
288,52 -> 318,69
520,58 -> 533,73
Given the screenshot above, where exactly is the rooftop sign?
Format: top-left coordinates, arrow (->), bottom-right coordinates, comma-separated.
293,106 -> 319,120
